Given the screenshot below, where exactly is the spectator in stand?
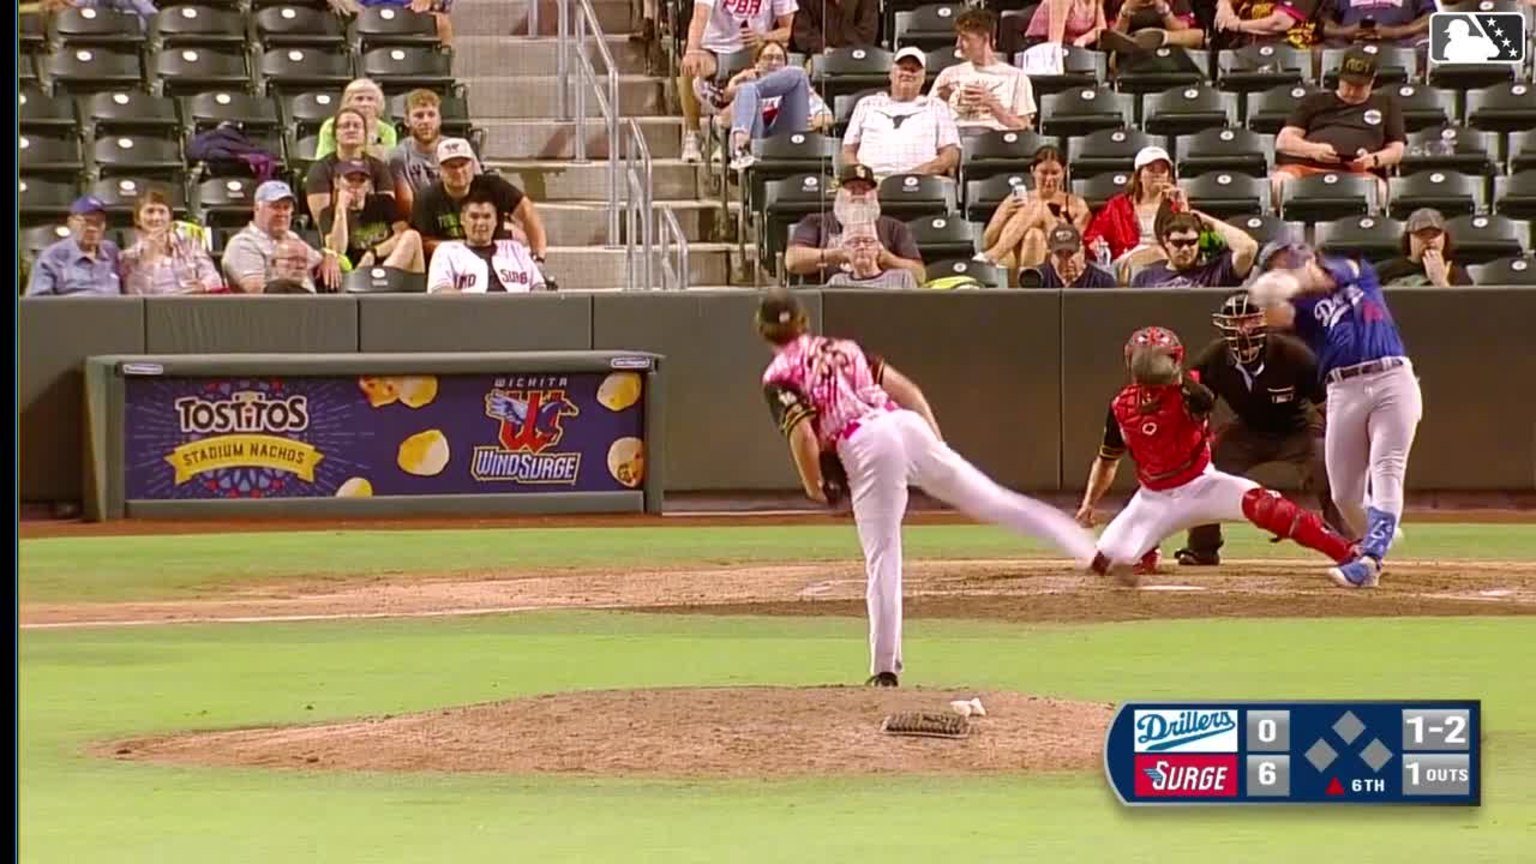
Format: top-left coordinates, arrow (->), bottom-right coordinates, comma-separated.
1212,0 -> 1320,49
1319,0 -> 1433,47
222,181 -> 342,293
390,88 -> 446,216
330,0 -> 456,45
842,48 -> 962,179
1033,224 -> 1118,288
314,78 -> 397,160
707,40 -> 833,170
679,0 -> 798,163
825,221 -> 920,289
1272,47 -> 1404,211
427,187 -> 548,293
1129,207 -> 1259,287
1026,0 -> 1109,48
319,161 -> 427,274
977,145 -> 1091,271
24,196 -> 122,296
932,9 -> 1037,133
411,138 -> 547,262
1083,145 -> 1178,279
784,164 -> 925,284
120,190 -> 223,294
306,107 -> 400,224
1375,208 -> 1475,287
790,0 -> 878,54
1100,0 -> 1205,51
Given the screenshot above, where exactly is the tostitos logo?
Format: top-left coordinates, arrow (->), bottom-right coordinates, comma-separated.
1133,709 -> 1239,752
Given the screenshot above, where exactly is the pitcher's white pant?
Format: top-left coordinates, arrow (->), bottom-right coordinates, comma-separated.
1323,362 -> 1423,540
836,409 -> 1098,676
1096,466 -> 1261,566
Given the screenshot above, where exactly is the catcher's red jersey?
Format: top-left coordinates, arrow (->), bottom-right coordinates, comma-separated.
1099,376 -> 1213,491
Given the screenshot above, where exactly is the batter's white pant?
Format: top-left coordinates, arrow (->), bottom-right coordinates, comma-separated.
837,409 -> 1099,676
1096,466 -> 1262,566
1323,362 -> 1423,539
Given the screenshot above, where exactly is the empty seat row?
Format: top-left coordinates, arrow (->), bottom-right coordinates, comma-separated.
24,45 -> 455,95
22,5 -> 442,52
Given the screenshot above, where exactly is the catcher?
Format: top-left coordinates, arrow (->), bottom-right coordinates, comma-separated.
1075,326 -> 1369,586
757,290 -> 1098,688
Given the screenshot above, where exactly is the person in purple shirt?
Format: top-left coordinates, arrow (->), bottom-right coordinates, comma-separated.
1129,208 -> 1259,289
25,196 -> 123,297
1035,224 -> 1117,288
1319,0 -> 1434,47
1247,247 -> 1421,589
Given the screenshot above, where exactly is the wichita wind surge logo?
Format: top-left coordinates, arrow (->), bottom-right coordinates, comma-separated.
1133,754 -> 1239,798
1133,709 -> 1240,753
472,376 -> 582,484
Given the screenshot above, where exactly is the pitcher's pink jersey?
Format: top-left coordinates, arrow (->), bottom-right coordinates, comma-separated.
762,334 -> 892,446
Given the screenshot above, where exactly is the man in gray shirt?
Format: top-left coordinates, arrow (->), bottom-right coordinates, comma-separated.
221,181 -> 342,293
826,221 -> 920,289
389,88 -> 445,217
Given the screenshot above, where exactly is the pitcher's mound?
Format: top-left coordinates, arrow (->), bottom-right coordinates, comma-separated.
102,687 -> 1114,778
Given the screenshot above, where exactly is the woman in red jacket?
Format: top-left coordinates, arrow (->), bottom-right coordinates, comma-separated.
1083,145 -> 1178,280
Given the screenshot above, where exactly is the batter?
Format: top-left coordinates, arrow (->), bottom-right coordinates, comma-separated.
1249,251 -> 1423,589
756,291 -> 1097,686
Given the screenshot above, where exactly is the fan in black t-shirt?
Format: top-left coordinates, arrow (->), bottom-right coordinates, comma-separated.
319,161 -> 426,274
409,139 -> 547,263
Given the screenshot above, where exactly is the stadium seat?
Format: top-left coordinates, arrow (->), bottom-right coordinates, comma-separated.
46,48 -> 145,93
1038,86 -> 1133,137
1400,125 -> 1499,177
19,178 -> 80,227
1466,83 -> 1536,134
22,225 -> 76,270
743,131 -> 838,214
1444,213 -> 1531,265
49,7 -> 147,49
196,177 -> 264,227
20,54 -> 40,88
352,7 -> 442,50
19,87 -> 78,135
186,91 -> 283,133
996,6 -> 1038,57
1279,172 -> 1376,222
20,10 -> 45,53
923,258 -> 1004,288
1229,214 -> 1303,251
1179,171 -> 1267,218
93,135 -> 187,180
1215,44 -> 1309,93
1386,170 -> 1485,219
281,91 -> 345,138
877,174 -> 957,220
1113,47 -> 1209,96
1175,127 -> 1270,178
284,133 -> 324,176
1320,44 -> 1413,87
830,89 -> 883,138
259,48 -> 355,93
255,5 -> 349,49
344,266 -> 428,294
763,173 -> 833,272
1017,47 -> 1105,97
712,48 -> 755,83
154,48 -> 252,96
812,48 -> 893,102
1072,170 -> 1132,211
963,172 -> 1029,222
19,133 -> 86,181
1244,83 -> 1324,135
387,89 -> 475,139
359,47 -> 456,91
1068,127 -> 1154,180
153,5 -> 249,49
1469,255 -> 1536,286
1427,60 -> 1518,92
84,91 -> 183,137
906,214 -> 979,263
892,5 -> 968,53
1386,84 -> 1456,134
1143,84 -> 1238,137
1493,170 -> 1536,220
924,47 -> 967,81
1315,215 -> 1404,264
1511,129 -> 1536,173
91,177 -> 190,226
961,130 -> 1055,185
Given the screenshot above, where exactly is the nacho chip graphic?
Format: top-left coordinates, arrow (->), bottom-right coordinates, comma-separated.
358,376 -> 401,408
597,372 -> 642,412
398,375 -> 439,409
398,429 -> 451,477
336,477 -> 374,497
607,437 -> 645,488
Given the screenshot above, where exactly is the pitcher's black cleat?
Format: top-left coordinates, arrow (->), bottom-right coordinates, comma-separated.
866,672 -> 899,687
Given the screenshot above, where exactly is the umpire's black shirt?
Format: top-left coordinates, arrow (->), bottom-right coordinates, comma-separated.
1189,334 -> 1325,436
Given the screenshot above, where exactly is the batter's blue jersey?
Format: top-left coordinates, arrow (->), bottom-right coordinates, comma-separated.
1290,257 -> 1408,377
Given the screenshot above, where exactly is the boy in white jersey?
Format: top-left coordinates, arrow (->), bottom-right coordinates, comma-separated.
427,186 -> 548,293
757,290 -> 1097,686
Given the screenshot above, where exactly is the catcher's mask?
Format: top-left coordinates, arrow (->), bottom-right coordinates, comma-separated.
1213,291 -> 1267,365
1124,325 -> 1185,369
755,289 -> 809,344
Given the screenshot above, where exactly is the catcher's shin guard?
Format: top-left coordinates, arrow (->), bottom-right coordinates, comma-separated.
1242,488 -> 1354,563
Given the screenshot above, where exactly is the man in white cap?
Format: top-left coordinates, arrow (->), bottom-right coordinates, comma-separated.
221,180 -> 340,293
842,46 -> 962,179
409,137 -> 547,265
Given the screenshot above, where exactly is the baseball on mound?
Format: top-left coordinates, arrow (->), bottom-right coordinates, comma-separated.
1248,271 -> 1301,307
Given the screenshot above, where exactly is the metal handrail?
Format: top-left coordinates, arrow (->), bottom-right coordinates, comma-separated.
623,117 -> 655,290
656,205 -> 691,292
561,0 -> 621,245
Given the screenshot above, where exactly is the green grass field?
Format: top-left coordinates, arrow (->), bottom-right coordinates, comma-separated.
19,523 -> 1536,863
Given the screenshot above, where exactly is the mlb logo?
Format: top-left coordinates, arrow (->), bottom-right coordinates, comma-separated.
1429,12 -> 1527,65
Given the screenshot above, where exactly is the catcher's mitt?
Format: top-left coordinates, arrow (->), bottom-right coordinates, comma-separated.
1129,346 -> 1181,387
819,451 -> 849,508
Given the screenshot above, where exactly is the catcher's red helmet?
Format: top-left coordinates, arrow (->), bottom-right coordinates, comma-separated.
1124,326 -> 1185,366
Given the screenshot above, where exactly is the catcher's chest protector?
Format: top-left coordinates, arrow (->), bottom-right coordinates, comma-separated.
1111,384 -> 1211,491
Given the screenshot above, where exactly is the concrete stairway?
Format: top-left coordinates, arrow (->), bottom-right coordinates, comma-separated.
453,0 -> 749,290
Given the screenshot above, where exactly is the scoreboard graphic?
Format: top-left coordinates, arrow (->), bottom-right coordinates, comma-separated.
1103,701 -> 1480,806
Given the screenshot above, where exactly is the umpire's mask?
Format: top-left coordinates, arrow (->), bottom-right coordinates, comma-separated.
1213,291 -> 1267,365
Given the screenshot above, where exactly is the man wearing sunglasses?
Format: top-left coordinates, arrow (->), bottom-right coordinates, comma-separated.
1129,206 -> 1258,289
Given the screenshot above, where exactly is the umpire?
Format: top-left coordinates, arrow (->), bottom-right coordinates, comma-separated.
1176,287 -> 1348,565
